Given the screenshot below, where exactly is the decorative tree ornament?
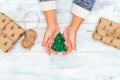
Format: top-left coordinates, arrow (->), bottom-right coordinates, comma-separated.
51,32 -> 67,52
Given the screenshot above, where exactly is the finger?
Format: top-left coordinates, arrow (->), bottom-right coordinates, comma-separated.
47,39 -> 54,44
42,27 -> 54,47
46,39 -> 58,55
49,42 -> 58,55
51,49 -> 58,55
45,47 -> 51,55
42,30 -> 57,47
45,39 -> 55,55
71,35 -> 77,50
63,42 -> 72,55
42,32 -> 50,47
63,32 -> 69,42
45,41 -> 51,55
63,43 -> 72,55
71,39 -> 76,50
70,33 -> 77,50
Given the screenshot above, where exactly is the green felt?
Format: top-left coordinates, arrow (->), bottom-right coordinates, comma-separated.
51,32 -> 67,52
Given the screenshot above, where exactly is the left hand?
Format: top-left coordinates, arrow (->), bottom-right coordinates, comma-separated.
63,25 -> 77,55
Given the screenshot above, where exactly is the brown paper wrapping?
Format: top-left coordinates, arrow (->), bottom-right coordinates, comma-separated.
0,12 -> 25,52
93,17 -> 120,49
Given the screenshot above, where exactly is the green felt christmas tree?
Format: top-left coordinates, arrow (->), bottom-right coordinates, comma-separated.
51,32 -> 67,52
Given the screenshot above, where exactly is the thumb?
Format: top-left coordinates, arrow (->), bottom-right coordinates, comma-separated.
42,33 -> 49,47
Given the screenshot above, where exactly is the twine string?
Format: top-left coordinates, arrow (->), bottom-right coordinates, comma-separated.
23,11 -> 40,30
106,27 -> 120,38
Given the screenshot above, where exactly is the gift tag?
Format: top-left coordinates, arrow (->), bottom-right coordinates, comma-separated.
21,29 -> 37,48
21,11 -> 40,49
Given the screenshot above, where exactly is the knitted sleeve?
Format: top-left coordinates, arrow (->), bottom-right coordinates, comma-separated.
39,0 -> 96,19
39,0 -> 57,11
71,0 -> 96,19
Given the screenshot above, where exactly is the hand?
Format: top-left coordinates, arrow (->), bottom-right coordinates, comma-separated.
63,26 -> 77,55
42,10 -> 60,55
42,24 -> 60,55
63,15 -> 83,55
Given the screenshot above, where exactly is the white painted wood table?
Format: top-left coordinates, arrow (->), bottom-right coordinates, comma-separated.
0,0 -> 120,80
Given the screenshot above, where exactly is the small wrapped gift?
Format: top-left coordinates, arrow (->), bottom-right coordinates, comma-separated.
0,12 -> 25,52
93,17 -> 120,49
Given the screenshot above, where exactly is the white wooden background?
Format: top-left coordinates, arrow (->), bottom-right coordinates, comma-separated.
0,0 -> 120,80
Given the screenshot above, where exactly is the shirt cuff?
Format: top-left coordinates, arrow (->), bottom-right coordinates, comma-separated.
71,3 -> 90,19
40,1 -> 57,11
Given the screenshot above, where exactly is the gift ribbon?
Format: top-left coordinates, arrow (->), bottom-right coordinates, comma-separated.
87,27 -> 120,38
105,27 -> 120,38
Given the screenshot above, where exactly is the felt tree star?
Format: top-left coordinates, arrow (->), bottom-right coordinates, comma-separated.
51,32 -> 67,52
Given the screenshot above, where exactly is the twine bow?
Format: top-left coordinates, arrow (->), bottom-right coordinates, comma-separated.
106,27 -> 120,38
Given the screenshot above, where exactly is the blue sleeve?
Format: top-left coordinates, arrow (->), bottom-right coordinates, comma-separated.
73,0 -> 96,11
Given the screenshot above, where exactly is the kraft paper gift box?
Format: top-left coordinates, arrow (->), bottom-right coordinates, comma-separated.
0,12 -> 25,52
93,17 -> 120,49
